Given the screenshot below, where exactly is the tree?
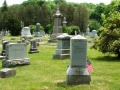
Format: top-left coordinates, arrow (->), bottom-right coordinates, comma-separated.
91,11 -> 120,58
6,15 -> 21,36
66,4 -> 75,26
73,4 -> 88,35
1,0 -> 8,12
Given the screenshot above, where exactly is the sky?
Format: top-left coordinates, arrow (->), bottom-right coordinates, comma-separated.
0,0 -> 111,7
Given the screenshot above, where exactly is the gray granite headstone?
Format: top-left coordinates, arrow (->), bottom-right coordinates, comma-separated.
53,33 -> 71,59
28,39 -> 39,54
0,68 -> 16,78
2,43 -> 30,68
90,30 -> 98,38
66,35 -> 91,85
86,25 -> 90,36
34,23 -> 42,37
1,41 -> 9,56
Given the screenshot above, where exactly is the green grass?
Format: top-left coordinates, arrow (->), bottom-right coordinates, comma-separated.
0,35 -> 120,90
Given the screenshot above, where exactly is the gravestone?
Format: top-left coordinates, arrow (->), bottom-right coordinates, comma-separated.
53,33 -> 71,59
86,25 -> 90,36
2,43 -> 30,68
21,27 -> 32,39
48,8 -> 63,42
34,23 -> 42,37
90,30 -> 98,38
62,17 -> 67,26
28,39 -> 39,54
1,30 -> 5,40
1,41 -> 9,56
0,68 -> 16,78
66,35 -> 91,85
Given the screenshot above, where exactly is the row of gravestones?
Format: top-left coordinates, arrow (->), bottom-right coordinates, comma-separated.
0,33 -> 91,85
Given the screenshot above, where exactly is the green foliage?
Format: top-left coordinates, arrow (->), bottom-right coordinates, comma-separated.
45,24 -> 53,34
66,26 -> 80,35
74,4 -> 88,34
6,15 -> 21,36
1,0 -> 8,12
91,11 -> 120,58
89,19 -> 101,32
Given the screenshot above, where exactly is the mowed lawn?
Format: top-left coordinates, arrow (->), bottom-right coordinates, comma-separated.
0,35 -> 120,90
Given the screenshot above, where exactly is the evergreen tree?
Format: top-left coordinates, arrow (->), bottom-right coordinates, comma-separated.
1,0 -> 8,12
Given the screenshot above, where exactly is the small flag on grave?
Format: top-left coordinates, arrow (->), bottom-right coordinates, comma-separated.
86,59 -> 93,73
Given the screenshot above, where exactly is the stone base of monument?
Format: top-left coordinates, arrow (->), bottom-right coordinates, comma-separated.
28,48 -> 39,54
53,49 -> 70,59
66,66 -> 91,85
0,68 -> 16,78
2,58 -> 30,68
53,54 -> 70,59
34,32 -> 42,37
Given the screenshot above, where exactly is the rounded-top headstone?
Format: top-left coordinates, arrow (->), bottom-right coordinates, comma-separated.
71,35 -> 86,41
57,33 -> 71,39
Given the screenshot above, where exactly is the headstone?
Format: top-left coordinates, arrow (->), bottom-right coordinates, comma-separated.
28,39 -> 39,54
34,23 -> 42,37
86,25 -> 90,36
62,17 -> 67,26
66,35 -> 91,85
90,30 -> 98,38
1,30 -> 5,40
1,41 -> 9,56
48,8 -> 63,42
21,27 -> 32,39
75,30 -> 77,35
0,68 -> 16,78
53,33 -> 71,59
2,43 -> 30,68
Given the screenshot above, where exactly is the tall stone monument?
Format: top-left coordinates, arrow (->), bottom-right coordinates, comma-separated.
53,33 -> 71,59
66,35 -> 91,85
34,23 -> 42,37
48,8 -> 63,42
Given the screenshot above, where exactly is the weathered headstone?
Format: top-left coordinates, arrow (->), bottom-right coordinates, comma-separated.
28,39 -> 39,54
66,35 -> 91,85
1,41 -> 9,56
90,30 -> 98,38
48,8 -> 63,42
34,23 -> 42,37
86,25 -> 90,36
53,33 -> 71,59
2,43 -> 30,68
0,68 -> 16,78
21,27 -> 32,39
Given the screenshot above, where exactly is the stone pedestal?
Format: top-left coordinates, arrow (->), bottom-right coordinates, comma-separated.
0,68 -> 16,78
53,33 -> 71,59
48,8 -> 63,42
66,35 -> 91,85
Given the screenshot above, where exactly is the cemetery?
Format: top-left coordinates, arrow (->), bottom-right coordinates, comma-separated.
0,0 -> 120,90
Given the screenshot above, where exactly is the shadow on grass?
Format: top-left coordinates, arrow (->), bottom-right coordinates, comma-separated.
57,81 -> 74,88
90,56 -> 120,62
